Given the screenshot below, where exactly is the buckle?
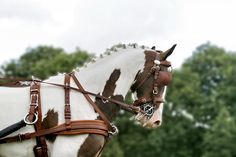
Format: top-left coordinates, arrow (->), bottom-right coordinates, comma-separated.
18,134 -> 22,142
30,89 -> 39,92
108,123 -> 119,136
31,94 -> 39,105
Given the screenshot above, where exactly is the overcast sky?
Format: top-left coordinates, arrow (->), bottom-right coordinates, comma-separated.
0,0 -> 236,68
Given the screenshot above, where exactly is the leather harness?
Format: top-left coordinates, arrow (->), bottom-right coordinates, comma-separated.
0,59 -> 172,157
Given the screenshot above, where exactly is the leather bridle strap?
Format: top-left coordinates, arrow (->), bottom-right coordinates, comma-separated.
132,69 -> 154,92
132,60 -> 170,92
64,74 -> 71,126
70,73 -> 115,132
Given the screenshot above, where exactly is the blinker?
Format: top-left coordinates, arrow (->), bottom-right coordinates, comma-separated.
156,71 -> 172,86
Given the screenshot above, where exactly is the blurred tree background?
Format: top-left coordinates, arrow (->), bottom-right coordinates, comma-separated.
1,43 -> 236,157
1,46 -> 93,80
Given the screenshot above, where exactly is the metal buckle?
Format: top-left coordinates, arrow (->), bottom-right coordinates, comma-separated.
108,123 -> 119,136
31,94 -> 38,105
30,89 -> 39,92
153,89 -> 158,95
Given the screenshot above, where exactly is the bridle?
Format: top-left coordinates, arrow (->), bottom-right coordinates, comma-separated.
0,54 -> 172,156
131,56 -> 172,118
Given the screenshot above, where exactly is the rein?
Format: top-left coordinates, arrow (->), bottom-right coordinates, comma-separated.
0,76 -> 142,114
38,78 -> 142,114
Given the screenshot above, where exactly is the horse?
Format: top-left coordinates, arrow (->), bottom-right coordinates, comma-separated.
0,43 -> 176,157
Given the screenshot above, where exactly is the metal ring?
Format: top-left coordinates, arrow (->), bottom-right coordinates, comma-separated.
24,113 -> 38,125
143,105 -> 154,117
153,90 -> 158,95
108,124 -> 119,136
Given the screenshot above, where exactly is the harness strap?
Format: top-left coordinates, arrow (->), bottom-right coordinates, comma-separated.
1,77 -> 143,114
0,120 -> 108,144
30,82 -> 48,157
70,72 -> 115,132
27,82 -> 40,123
64,74 -> 71,126
38,79 -> 143,114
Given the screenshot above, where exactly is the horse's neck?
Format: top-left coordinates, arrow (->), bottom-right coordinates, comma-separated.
75,48 -> 145,97
44,48 -> 145,122
73,48 -> 145,121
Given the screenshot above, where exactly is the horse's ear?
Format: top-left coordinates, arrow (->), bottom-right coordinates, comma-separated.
151,46 -> 156,50
160,44 -> 176,60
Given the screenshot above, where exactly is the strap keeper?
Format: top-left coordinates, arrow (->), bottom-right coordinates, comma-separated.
30,88 -> 39,92
65,120 -> 72,130
64,83 -> 70,89
18,134 -> 22,142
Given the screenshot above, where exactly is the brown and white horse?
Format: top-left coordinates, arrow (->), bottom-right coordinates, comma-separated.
0,44 -> 175,157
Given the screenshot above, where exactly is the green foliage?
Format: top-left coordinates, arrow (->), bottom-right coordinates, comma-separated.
102,138 -> 124,157
203,107 -> 236,157
1,46 -> 93,79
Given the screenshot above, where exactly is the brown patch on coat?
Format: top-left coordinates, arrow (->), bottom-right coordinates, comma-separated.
97,69 -> 124,121
102,69 -> 121,98
78,69 -> 124,157
41,109 -> 58,142
77,134 -> 105,157
96,94 -> 124,121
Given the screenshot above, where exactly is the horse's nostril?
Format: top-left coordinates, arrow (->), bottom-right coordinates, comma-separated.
154,120 -> 161,126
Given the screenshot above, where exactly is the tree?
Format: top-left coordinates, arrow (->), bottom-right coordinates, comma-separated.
203,107 -> 236,157
1,45 -> 93,79
163,42 -> 236,157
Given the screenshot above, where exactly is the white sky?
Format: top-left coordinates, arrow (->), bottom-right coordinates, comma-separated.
0,0 -> 236,68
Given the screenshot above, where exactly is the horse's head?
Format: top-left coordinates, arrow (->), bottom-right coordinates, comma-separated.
130,44 -> 176,128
